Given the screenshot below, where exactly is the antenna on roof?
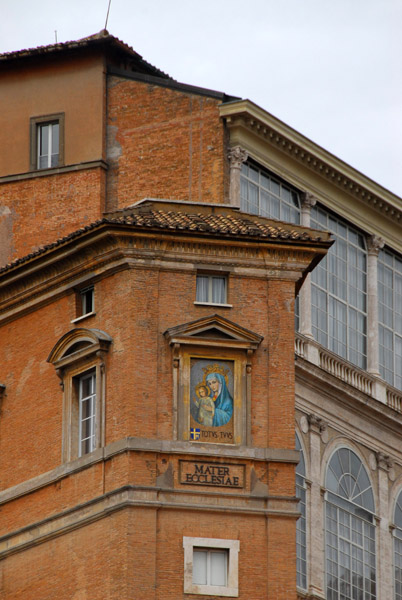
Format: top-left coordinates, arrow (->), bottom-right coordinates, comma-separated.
105,0 -> 112,30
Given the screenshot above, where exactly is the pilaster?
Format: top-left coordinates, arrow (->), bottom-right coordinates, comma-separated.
366,235 -> 384,375
375,451 -> 394,599
228,146 -> 248,207
306,413 -> 326,599
299,193 -> 317,340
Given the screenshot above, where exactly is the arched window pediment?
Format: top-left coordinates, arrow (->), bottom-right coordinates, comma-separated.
47,328 -> 112,368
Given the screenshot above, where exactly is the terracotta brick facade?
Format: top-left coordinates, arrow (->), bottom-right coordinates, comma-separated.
0,33 -> 332,599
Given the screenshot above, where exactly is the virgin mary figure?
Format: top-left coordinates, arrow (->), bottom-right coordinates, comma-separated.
205,372 -> 233,427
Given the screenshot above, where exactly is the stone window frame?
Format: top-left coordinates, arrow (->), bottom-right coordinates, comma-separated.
183,536 -> 240,597
30,112 -> 65,171
47,328 -> 112,462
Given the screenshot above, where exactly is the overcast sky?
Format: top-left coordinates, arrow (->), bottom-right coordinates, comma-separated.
2,0 -> 401,197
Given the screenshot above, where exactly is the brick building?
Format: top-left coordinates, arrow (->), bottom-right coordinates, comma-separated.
0,31 -> 401,600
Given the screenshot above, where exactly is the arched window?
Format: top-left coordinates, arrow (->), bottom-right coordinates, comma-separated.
296,433 -> 307,590
394,489 -> 402,600
325,448 -> 376,600
47,328 -> 112,462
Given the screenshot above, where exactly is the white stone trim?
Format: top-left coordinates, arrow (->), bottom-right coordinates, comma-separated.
183,536 -> 240,596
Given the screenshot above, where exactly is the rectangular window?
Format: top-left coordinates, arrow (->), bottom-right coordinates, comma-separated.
80,287 -> 94,316
78,371 -> 96,457
193,549 -> 228,587
30,113 -> 64,171
72,286 -> 95,323
183,537 -> 239,597
196,274 -> 227,304
37,122 -> 59,169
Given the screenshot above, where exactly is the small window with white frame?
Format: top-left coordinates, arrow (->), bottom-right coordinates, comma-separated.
183,536 -> 239,597
196,274 -> 228,305
72,286 -> 95,323
30,113 -> 64,171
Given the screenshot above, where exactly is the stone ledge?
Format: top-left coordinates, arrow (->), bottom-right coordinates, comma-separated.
0,159 -> 108,183
0,485 -> 299,559
0,437 -> 299,505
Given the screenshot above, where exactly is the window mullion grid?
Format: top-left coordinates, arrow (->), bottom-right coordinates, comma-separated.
47,125 -> 52,168
79,373 -> 96,457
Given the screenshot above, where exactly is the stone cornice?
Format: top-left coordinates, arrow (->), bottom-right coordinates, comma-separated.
220,100 -> 402,235
0,159 -> 107,183
295,354 -> 402,440
0,225 -> 329,323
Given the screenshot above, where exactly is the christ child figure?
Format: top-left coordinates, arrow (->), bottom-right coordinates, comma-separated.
194,383 -> 215,427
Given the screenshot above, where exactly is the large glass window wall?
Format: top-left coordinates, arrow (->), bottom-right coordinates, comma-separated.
240,162 -> 301,224
378,248 -> 402,390
311,206 -> 367,369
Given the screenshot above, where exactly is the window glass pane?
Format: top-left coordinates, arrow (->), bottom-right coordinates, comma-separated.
196,276 -> 209,302
193,550 -> 208,585
39,124 -> 49,156
81,288 -> 94,314
196,275 -> 227,304
79,372 -> 96,457
210,551 -> 227,586
212,277 -> 226,304
240,161 -> 300,224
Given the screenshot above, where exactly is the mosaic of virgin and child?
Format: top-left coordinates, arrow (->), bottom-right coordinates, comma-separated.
191,364 -> 233,427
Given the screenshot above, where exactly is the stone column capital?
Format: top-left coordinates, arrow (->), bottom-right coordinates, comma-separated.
376,451 -> 394,472
367,234 -> 384,256
228,145 -> 248,169
308,414 -> 327,436
301,192 -> 317,210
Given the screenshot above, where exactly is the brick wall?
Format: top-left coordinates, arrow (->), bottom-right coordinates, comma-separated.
106,77 -> 228,210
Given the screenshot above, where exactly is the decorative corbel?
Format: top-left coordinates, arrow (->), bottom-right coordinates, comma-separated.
55,368 -> 65,391
173,343 -> 180,369
308,414 -> 328,443
376,451 -> 395,480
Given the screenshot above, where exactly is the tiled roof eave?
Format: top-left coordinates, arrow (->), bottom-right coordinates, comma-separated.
0,213 -> 332,278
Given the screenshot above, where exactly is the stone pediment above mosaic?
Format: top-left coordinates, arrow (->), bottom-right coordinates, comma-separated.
164,313 -> 263,350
